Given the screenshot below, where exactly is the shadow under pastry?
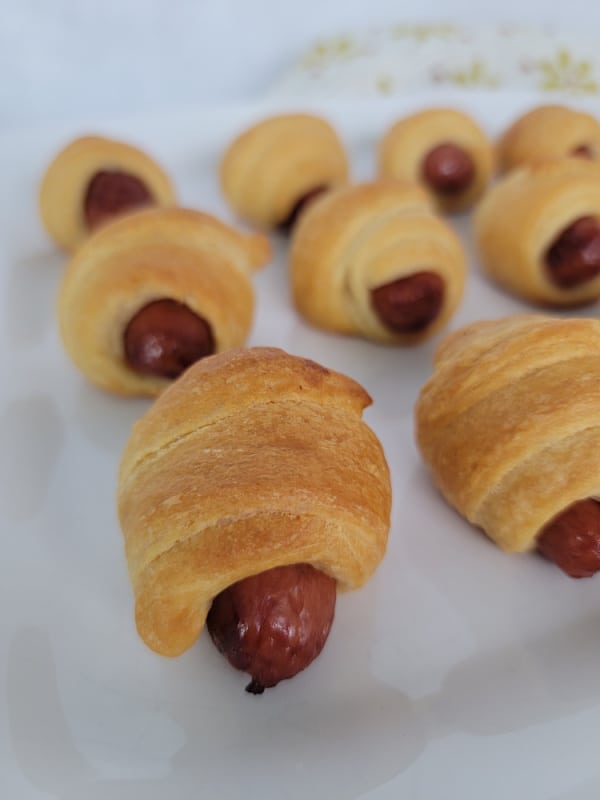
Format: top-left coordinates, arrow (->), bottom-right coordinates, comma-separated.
3,250 -> 65,349
0,393 -> 64,522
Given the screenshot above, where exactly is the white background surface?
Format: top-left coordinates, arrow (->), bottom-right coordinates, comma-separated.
3,91 -> 600,799
6,0 -> 600,127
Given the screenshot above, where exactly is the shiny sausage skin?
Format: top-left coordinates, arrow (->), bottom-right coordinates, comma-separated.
537,498 -> 600,578
370,271 -> 444,333
277,185 -> 328,234
421,143 -> 475,196
545,216 -> 600,288
84,170 -> 154,230
206,563 -> 337,694
571,144 -> 595,159
123,299 -> 215,379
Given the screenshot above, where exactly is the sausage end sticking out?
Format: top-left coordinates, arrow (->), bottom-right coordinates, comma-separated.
207,563 -> 337,693
537,498 -> 600,578
84,170 -> 154,230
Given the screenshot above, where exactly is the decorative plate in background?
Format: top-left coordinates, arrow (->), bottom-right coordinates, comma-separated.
266,23 -> 600,99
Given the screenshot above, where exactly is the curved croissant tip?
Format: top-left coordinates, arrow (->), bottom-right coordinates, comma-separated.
245,232 -> 272,271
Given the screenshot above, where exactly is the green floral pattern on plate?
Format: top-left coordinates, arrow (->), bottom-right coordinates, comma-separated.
268,23 -> 600,98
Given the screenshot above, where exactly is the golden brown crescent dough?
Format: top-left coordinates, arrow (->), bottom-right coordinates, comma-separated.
117,346 -> 392,657
474,158 -> 600,306
290,181 -> 466,344
378,108 -> 495,212
415,314 -> 600,554
40,135 -> 176,251
58,207 -> 270,397
219,113 -> 349,229
498,104 -> 600,173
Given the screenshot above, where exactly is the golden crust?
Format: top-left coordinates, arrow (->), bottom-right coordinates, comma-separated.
39,135 -> 177,251
378,108 -> 495,212
58,207 -> 271,397
117,346 -> 392,656
498,104 -> 600,173
290,180 -> 466,344
474,158 -> 600,306
415,314 -> 600,553
220,113 -> 349,227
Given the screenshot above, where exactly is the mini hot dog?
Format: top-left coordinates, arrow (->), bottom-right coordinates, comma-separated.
378,108 -> 494,213
415,314 -> 600,578
290,181 -> 466,345
474,159 -> 600,306
40,135 -> 176,251
220,113 -> 349,232
58,207 -> 270,396
117,347 -> 391,691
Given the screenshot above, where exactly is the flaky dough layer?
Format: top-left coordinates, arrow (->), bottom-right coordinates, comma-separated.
290,180 -> 466,344
117,347 -> 392,656
220,113 -> 349,227
58,207 -> 270,396
415,314 -> 600,553
40,135 -> 176,251
498,104 -> 600,173
474,158 -> 600,306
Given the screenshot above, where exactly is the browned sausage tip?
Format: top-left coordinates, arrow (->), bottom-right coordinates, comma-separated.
537,498 -> 600,578
545,216 -> 600,289
124,299 -> 215,380
370,271 -> 444,334
278,185 -> 329,234
84,170 -> 154,231
206,563 -> 337,694
421,143 -> 475,196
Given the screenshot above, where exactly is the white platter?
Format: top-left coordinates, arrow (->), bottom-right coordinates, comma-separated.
2,91 -> 600,800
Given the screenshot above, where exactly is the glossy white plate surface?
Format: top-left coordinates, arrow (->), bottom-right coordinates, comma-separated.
2,92 -> 600,800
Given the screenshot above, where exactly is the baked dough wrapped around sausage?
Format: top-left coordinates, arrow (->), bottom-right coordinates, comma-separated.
474,159 -> 600,306
220,113 -> 349,230
117,347 -> 392,666
40,135 -> 176,251
58,207 -> 270,397
290,181 -> 466,344
415,314 -> 600,577
378,108 -> 494,213
498,104 -> 600,173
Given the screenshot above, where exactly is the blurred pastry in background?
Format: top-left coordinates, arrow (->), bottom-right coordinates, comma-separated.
497,104 -> 600,173
377,108 -> 494,213
474,158 -> 600,306
58,207 -> 270,396
220,113 -> 349,232
40,135 -> 176,251
290,180 -> 466,344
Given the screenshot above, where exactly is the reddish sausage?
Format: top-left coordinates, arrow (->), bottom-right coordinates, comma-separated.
207,563 -> 337,693
124,299 -> 214,379
371,272 -> 444,333
84,170 -> 153,230
421,143 -> 475,196
545,216 -> 600,288
278,185 -> 329,233
537,498 -> 600,578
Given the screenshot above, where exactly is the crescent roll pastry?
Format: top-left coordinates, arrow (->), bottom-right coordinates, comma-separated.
415,314 -> 600,578
117,347 -> 392,682
498,104 -> 600,173
378,108 -> 495,213
474,158 -> 600,306
220,113 -> 349,231
58,207 -> 270,397
290,181 -> 466,344
40,135 -> 176,251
